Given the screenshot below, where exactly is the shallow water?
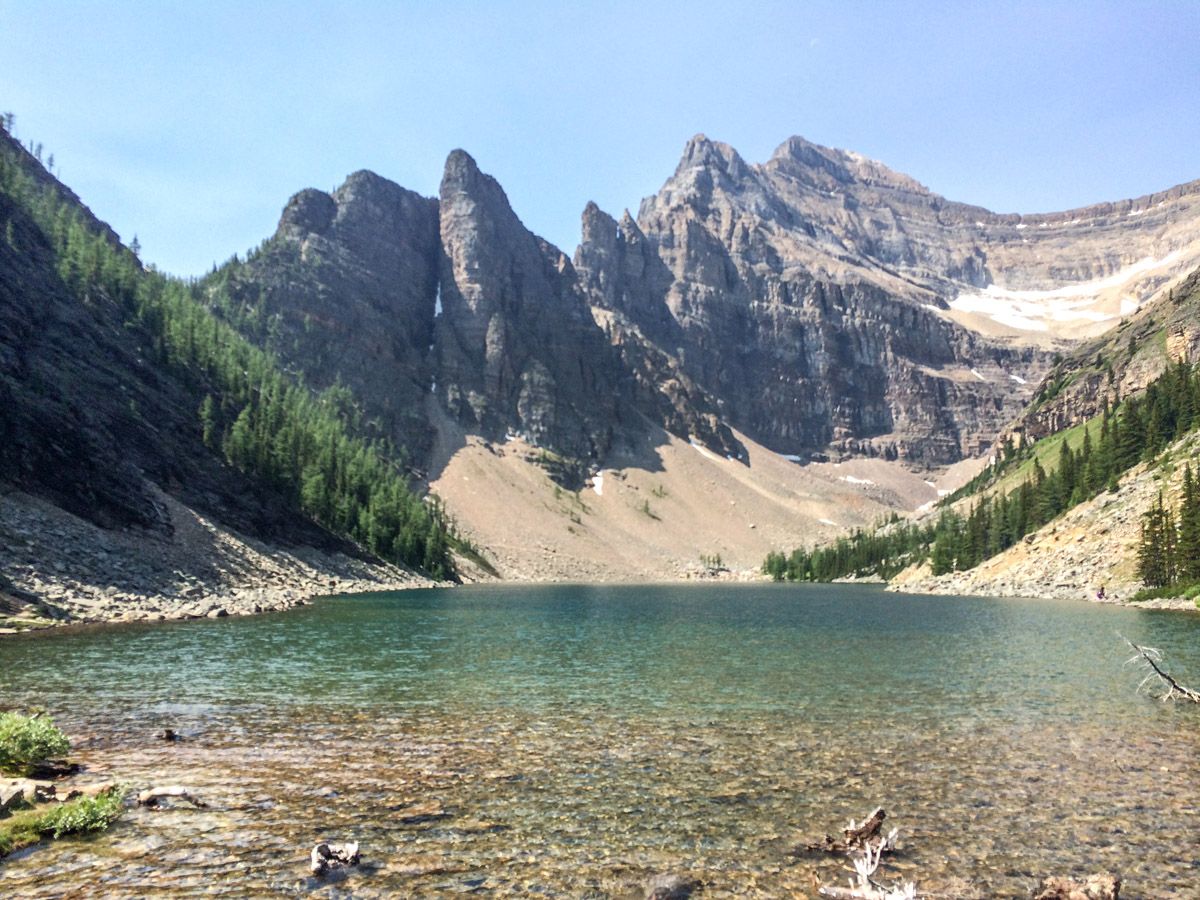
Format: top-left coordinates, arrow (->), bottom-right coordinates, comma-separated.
1,584 -> 1198,897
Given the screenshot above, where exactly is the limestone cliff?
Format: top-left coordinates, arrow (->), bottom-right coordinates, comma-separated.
433,151 -> 628,478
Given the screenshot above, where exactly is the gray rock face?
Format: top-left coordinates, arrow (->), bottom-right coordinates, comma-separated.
219,170 -> 441,462
217,134 -> 1200,472
434,150 -> 627,475
592,135 -> 1200,465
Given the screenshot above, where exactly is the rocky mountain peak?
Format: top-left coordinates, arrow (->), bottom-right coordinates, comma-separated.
277,188 -> 336,239
677,134 -> 751,179
434,153 -> 626,479
767,135 -> 931,196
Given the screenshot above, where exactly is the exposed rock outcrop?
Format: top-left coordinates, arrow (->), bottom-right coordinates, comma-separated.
433,151 -> 629,482
216,170 -> 442,463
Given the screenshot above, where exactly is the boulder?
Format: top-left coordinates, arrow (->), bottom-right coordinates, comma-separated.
310,840 -> 360,876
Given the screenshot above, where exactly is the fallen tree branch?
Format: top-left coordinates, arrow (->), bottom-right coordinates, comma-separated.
1123,638 -> 1200,703
817,838 -> 917,899
805,806 -> 916,898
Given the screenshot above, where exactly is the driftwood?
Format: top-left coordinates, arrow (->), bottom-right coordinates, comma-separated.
804,807 -> 914,899
816,839 -> 916,900
805,807 -> 898,855
1124,639 -> 1200,703
137,786 -> 207,808
310,840 -> 360,876
1032,872 -> 1120,900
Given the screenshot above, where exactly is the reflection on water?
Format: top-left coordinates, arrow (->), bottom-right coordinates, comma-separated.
1,584 -> 1198,897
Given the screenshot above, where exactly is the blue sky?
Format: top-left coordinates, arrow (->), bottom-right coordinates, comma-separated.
3,1 -> 1198,276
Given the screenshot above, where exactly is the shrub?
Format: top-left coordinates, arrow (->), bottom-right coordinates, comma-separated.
0,787 -> 126,857
36,789 -> 125,838
0,712 -> 70,776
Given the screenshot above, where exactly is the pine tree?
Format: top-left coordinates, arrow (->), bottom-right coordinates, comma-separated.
1178,464 -> 1200,583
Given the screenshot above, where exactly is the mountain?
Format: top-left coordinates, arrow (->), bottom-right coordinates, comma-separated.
587,134 -> 1200,464
6,120 -> 1200,599
196,133 -> 1200,578
0,127 -> 448,629
1011,267 -> 1200,443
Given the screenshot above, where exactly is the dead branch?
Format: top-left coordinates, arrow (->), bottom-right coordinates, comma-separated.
817,837 -> 917,899
807,807 -> 915,898
1123,638 -> 1200,703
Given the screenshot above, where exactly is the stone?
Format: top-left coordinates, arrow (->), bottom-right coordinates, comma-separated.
1033,872 -> 1120,900
644,873 -> 697,899
310,840 -> 360,876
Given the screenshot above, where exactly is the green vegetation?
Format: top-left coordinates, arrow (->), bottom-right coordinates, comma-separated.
1135,463 -> 1200,591
0,712 -> 69,776
0,787 -> 126,857
0,125 -> 455,579
699,552 -> 724,570
763,521 -> 934,581
765,358 -> 1200,583
930,361 -> 1200,574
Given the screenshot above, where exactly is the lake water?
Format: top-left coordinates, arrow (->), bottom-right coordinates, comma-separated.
1,584 -> 1198,897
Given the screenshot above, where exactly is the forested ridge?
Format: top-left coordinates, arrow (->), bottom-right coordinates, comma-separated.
0,124 -> 456,579
765,345 -> 1200,589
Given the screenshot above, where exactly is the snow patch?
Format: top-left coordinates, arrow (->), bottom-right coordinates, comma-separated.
434,283 -> 443,317
970,368 -> 986,381
839,475 -> 875,486
949,251 -> 1182,331
1009,373 -> 1027,385
937,489 -> 952,497
781,454 -> 805,463
924,480 -> 936,488
592,471 -> 604,497
819,518 -> 837,526
689,438 -> 719,461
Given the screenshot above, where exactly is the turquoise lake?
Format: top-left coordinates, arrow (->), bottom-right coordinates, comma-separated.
1,583 -> 1198,897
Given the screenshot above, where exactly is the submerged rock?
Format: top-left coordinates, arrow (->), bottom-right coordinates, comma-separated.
310,840 -> 360,876
1033,873 -> 1120,900
644,873 -> 697,899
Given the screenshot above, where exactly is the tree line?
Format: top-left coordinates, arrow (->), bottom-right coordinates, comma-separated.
0,129 -> 456,579
765,355 -> 1200,584
1137,464 -> 1200,590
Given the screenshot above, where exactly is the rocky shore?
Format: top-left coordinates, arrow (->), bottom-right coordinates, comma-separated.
0,488 -> 439,634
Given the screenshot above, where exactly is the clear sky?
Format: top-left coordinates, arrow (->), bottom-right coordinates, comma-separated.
3,1 -> 1198,276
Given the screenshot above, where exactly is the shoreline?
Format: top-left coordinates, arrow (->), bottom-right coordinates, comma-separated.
8,569 -> 1197,641
0,488 -> 439,636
